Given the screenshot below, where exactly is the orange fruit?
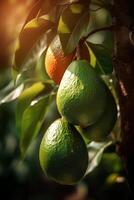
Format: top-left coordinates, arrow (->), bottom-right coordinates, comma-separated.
45,35 -> 75,84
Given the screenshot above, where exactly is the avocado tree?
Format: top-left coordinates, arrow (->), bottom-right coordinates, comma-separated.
0,0 -> 134,197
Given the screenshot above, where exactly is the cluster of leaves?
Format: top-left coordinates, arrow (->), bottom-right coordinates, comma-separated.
0,0 -> 118,177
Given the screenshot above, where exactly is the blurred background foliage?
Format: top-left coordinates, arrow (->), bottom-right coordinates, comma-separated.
0,101 -> 130,200
0,0 -> 130,199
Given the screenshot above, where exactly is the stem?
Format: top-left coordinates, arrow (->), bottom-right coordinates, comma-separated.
83,25 -> 114,41
76,42 -> 83,60
89,7 -> 102,12
91,0 -> 106,8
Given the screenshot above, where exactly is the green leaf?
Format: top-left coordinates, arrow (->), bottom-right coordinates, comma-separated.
58,3 -> 90,54
20,94 -> 52,157
15,16 -> 54,72
0,81 -> 24,105
37,0 -> 62,16
35,52 -> 50,81
16,82 -> 52,135
87,42 -> 113,74
0,68 -> 12,90
85,141 -> 112,175
16,30 -> 56,85
24,0 -> 44,25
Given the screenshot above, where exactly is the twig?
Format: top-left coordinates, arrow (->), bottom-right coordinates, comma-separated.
89,6 -> 102,12
90,0 -> 114,15
83,25 -> 114,41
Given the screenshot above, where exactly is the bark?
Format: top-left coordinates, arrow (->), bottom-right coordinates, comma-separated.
113,0 -> 134,196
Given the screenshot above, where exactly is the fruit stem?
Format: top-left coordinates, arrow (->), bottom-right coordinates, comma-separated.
76,43 -> 82,60
76,40 -> 86,60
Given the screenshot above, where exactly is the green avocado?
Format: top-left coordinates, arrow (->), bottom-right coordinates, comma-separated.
57,60 -> 107,127
39,118 -> 88,185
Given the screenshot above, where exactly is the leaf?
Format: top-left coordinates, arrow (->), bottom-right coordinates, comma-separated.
20,94 -> 52,157
23,0 -> 65,27
15,16 -> 54,71
16,82 -> 53,135
37,0 -> 82,17
0,68 -> 12,90
24,0 -> 44,25
35,52 -> 50,81
38,0 -> 63,16
58,3 -> 90,54
85,141 -> 112,175
81,41 -> 96,67
16,31 -> 56,84
87,42 -> 113,74
0,81 -> 24,105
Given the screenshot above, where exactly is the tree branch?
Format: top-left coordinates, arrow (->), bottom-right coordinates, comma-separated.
83,25 -> 114,41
